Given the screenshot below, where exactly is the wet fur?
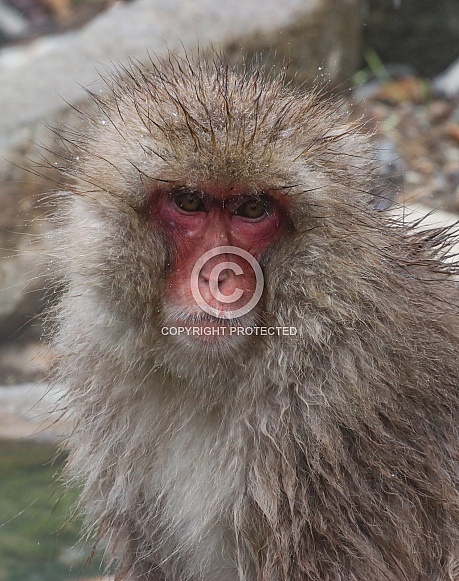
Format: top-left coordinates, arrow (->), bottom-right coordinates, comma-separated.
50,55 -> 459,580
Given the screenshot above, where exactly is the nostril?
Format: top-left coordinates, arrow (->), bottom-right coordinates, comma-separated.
217,268 -> 230,283
200,259 -> 234,284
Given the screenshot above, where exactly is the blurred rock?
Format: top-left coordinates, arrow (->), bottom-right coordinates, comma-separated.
363,0 -> 459,78
0,382 -> 67,441
0,0 -> 29,40
0,0 -> 361,137
0,339 -> 51,384
435,57 -> 459,97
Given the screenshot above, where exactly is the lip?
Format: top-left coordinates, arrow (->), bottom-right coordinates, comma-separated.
172,313 -> 235,328
170,308 -> 235,323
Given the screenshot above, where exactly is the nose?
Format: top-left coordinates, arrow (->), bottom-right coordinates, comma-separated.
200,256 -> 244,304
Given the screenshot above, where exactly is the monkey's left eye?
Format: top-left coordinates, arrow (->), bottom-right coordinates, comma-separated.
173,191 -> 205,213
234,198 -> 268,220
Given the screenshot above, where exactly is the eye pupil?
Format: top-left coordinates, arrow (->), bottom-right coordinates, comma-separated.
236,198 -> 267,220
174,191 -> 203,212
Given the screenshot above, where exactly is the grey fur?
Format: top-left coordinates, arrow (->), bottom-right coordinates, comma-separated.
49,55 -> 459,581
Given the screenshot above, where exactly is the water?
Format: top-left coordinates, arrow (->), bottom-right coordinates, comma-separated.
0,439 -> 104,581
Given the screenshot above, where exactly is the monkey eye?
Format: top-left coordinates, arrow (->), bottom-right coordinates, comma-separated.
173,190 -> 206,213
234,198 -> 268,220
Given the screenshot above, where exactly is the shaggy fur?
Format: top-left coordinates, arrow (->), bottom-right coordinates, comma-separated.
50,55 -> 459,581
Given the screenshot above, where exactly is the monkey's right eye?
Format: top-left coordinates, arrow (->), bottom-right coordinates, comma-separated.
173,191 -> 206,213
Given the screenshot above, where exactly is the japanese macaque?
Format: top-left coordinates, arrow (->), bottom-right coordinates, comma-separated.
50,54 -> 459,581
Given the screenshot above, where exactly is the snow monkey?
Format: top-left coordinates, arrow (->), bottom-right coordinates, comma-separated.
50,54 -> 459,581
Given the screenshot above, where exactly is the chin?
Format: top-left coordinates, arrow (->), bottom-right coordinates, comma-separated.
158,307 -> 259,370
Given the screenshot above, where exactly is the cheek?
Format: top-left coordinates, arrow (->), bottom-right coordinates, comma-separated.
165,259 -> 195,301
231,216 -> 286,257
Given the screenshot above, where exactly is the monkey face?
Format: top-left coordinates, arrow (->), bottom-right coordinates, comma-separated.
58,58 -> 370,374
149,185 -> 288,341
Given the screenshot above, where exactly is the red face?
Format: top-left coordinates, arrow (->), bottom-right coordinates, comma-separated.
151,187 -> 288,327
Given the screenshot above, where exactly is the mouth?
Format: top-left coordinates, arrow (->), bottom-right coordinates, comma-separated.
166,309 -> 241,327
161,308 -> 253,345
